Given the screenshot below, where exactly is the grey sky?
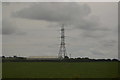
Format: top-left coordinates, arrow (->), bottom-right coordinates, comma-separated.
2,2 -> 118,59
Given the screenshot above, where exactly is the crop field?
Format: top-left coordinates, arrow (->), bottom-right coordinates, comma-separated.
2,62 -> 119,78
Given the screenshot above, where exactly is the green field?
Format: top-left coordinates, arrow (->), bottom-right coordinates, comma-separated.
2,62 -> 119,78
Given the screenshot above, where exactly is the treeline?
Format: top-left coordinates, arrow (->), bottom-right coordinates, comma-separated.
2,56 -> 119,62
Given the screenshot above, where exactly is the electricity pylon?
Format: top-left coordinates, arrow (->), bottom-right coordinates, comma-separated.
58,24 -> 67,59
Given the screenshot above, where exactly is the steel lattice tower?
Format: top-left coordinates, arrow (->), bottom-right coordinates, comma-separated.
58,24 -> 67,59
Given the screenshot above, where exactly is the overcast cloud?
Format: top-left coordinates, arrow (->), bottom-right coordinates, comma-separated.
13,2 -> 99,31
2,2 -> 118,59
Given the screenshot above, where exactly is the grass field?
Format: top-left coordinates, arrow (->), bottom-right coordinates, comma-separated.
2,62 -> 119,78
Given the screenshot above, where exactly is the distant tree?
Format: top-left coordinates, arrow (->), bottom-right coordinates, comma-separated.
112,59 -> 118,61
84,57 -> 89,59
64,56 -> 69,59
76,57 -> 81,59
106,59 -> 111,61
13,56 -> 17,58
18,57 -> 26,59
2,56 -> 5,58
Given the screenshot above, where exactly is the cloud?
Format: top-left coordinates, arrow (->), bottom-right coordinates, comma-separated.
12,2 -> 102,38
2,2 -> 117,59
12,2 -> 100,31
2,19 -> 16,35
2,18 -> 25,35
13,3 -> 90,21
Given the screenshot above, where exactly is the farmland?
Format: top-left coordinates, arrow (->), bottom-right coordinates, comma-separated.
2,62 -> 119,78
